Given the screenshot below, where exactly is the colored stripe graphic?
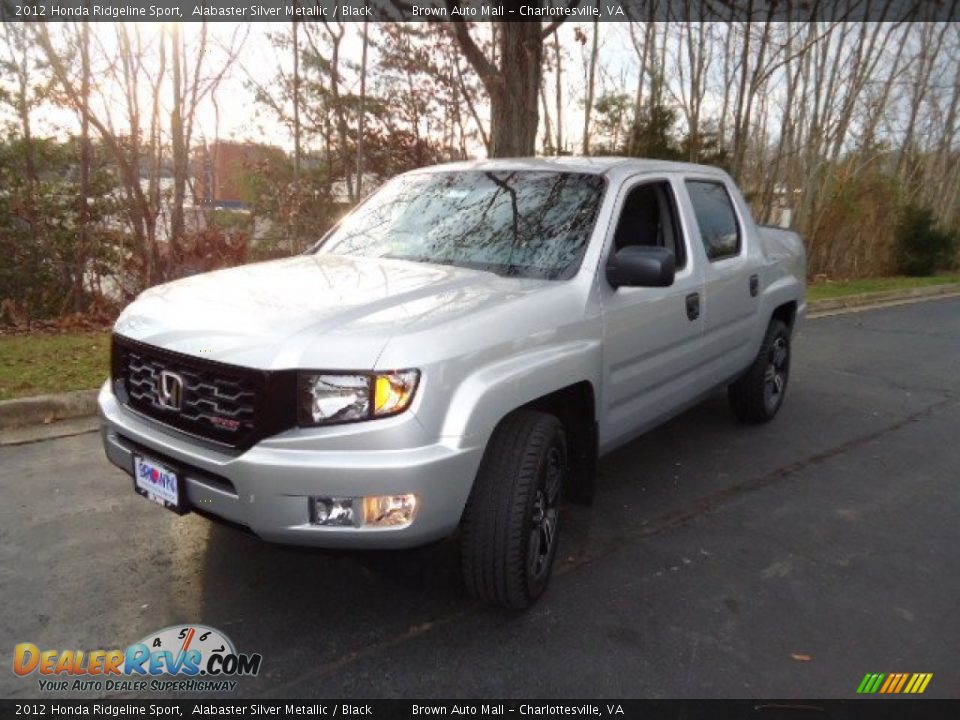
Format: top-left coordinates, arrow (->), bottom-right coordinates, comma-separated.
856,673 -> 885,694
914,673 -> 930,693
857,673 -> 932,694
879,674 -> 896,693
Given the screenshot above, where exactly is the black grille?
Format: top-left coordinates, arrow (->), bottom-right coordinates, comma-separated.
112,335 -> 296,449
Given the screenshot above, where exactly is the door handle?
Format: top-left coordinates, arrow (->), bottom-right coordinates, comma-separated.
749,273 -> 759,297
685,292 -> 700,321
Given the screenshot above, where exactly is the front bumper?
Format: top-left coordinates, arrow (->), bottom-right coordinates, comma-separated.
98,383 -> 484,549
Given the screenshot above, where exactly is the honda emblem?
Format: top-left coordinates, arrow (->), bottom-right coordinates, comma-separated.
157,370 -> 184,410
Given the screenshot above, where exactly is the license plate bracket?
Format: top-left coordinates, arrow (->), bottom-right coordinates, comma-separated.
133,454 -> 188,515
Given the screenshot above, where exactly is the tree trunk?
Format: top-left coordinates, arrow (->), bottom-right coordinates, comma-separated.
170,23 -> 187,266
7,24 -> 38,189
488,23 -> 542,157
582,18 -> 599,155
453,54 -> 490,154
539,79 -> 553,153
322,22 -> 354,200
356,17 -> 369,197
448,14 -> 571,158
553,31 -> 563,154
292,19 -> 301,252
718,18 -> 736,151
75,20 -> 91,313
897,19 -> 949,179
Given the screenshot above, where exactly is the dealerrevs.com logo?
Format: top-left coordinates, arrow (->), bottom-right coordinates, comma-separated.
13,625 -> 262,693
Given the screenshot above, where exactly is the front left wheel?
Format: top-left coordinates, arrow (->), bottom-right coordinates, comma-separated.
460,410 -> 567,609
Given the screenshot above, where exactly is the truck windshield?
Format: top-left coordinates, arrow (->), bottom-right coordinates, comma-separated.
317,170 -> 606,280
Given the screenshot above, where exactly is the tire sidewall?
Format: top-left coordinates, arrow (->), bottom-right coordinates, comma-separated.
764,322 -> 791,418
523,422 -> 568,601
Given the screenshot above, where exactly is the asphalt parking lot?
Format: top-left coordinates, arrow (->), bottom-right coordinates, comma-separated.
2,298 -> 958,699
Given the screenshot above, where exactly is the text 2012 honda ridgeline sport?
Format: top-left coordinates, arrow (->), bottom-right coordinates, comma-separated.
100,157 -> 805,608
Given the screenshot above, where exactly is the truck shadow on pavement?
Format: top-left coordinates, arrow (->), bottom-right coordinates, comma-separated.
189,389 -> 781,687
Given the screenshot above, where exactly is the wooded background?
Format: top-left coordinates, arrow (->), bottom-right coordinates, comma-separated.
2,8 -> 959,323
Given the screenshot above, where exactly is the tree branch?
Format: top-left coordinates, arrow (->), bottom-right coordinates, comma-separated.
443,1 -> 499,90
541,0 -> 583,39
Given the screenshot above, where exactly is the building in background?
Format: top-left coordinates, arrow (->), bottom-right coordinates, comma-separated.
193,141 -> 282,208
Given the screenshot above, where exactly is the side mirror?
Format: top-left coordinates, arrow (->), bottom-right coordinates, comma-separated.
606,246 -> 676,288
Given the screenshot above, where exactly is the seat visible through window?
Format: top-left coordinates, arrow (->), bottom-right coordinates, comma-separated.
611,182 -> 685,269
614,185 -> 662,252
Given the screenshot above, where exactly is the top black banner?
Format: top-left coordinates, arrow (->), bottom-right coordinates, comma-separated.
1,0 -> 958,23
2,700 -> 960,719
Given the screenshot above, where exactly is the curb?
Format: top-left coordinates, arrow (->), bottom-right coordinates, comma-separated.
0,389 -> 99,430
2,284 -> 959,431
807,282 -> 960,316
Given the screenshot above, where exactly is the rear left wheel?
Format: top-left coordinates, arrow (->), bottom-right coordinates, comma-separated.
728,318 -> 791,423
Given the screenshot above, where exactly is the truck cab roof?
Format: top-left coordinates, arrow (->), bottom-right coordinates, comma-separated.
407,156 -> 731,181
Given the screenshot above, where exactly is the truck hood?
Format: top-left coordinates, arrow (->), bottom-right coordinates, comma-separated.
114,254 -> 551,370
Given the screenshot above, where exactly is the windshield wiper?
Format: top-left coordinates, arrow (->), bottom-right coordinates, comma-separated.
380,254 -> 526,279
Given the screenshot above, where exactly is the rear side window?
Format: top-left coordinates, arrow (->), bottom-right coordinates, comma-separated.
685,180 -> 741,261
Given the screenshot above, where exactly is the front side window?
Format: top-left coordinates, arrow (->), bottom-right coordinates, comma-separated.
318,170 -> 606,280
612,181 -> 686,269
685,180 -> 741,261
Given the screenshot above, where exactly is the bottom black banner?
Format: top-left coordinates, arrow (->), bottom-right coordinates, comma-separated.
0,699 -> 956,720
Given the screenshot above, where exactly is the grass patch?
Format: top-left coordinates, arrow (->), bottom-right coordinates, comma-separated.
0,331 -> 110,401
0,274 -> 958,401
807,274 -> 960,302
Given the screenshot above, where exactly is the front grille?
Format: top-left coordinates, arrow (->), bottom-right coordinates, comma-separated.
112,335 -> 296,449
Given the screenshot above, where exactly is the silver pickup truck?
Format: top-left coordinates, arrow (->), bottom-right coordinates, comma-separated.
99,157 -> 805,608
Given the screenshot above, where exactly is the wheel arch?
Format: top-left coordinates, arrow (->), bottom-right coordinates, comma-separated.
771,299 -> 798,332
519,381 -> 598,506
457,379 -> 599,515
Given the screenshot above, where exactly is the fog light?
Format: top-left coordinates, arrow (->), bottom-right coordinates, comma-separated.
310,497 -> 356,526
363,494 -> 417,528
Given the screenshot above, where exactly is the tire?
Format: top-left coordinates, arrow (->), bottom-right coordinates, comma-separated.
460,410 -> 567,609
728,318 -> 791,424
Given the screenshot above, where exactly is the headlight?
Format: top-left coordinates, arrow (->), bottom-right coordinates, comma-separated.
298,370 -> 419,426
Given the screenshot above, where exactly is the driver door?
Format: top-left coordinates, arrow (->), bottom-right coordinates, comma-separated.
599,177 -> 705,452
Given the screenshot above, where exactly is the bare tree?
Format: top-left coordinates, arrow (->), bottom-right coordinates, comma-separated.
74,19 -> 91,313
553,30 -> 565,154
897,18 -> 952,178
581,17 -> 600,154
356,16 -> 370,197
2,22 -> 39,187
445,5 -> 578,157
310,17 -> 355,200
668,18 -> 713,160
37,24 -> 163,284
292,18 -> 302,251
169,23 -> 186,259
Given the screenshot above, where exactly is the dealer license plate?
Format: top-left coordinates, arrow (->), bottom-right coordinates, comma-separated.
133,454 -> 187,514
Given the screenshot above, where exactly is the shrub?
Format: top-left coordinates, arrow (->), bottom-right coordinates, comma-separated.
896,204 -> 959,277
0,136 -> 121,322
806,166 -> 902,279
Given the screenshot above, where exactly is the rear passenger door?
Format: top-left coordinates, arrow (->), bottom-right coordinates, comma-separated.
683,178 -> 762,385
599,177 -> 705,451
